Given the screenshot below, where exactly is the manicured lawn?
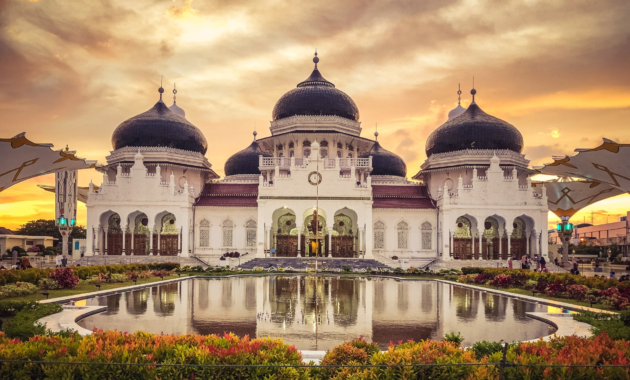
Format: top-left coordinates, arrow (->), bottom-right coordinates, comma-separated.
11,275 -> 182,302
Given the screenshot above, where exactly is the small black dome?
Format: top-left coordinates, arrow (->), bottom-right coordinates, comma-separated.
112,101 -> 207,154
360,141 -> 407,177
272,60 -> 360,121
224,140 -> 271,176
425,103 -> 523,157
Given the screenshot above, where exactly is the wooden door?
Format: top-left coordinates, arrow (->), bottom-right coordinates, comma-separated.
453,238 -> 472,260
160,235 -> 178,256
474,238 -> 480,260
124,233 -> 132,255
152,234 -> 158,255
331,236 -> 354,258
107,232 -> 122,255
500,238 -> 508,260
276,235 -> 298,257
134,234 -> 147,255
510,238 -> 526,260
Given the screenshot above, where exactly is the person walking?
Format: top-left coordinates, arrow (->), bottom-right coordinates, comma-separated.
572,257 -> 578,272
61,255 -> 68,267
534,255 -> 540,272
55,253 -> 62,268
11,249 -> 18,267
521,254 -> 528,269
540,256 -> 546,271
554,257 -> 559,266
508,257 -> 513,269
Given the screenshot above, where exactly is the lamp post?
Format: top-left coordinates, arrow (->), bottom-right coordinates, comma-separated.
557,216 -> 574,267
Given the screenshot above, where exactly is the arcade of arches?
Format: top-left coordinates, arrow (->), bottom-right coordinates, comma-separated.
451,216 -> 535,260
102,212 -> 181,256
272,209 -> 359,258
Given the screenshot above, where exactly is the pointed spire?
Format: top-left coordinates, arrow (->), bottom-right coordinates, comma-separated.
172,83 -> 177,104
158,75 -> 164,102
313,49 -> 319,69
457,83 -> 462,106
253,130 -> 258,142
374,123 -> 379,141
471,76 -> 476,104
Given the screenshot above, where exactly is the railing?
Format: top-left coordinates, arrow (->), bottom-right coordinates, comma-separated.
294,158 -> 308,167
373,251 -> 399,268
261,157 -> 291,168
339,158 -> 370,168
324,158 -> 337,168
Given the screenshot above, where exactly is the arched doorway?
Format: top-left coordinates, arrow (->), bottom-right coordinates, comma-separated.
133,214 -> 150,255
510,217 -> 527,260
107,214 -> 123,255
155,213 -> 178,256
483,217 -> 501,260
275,211 -> 299,257
304,211 -> 326,257
453,216 -> 473,259
329,212 -> 355,258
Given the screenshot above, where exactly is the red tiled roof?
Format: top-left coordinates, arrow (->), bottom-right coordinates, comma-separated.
195,183 -> 258,207
372,185 -> 435,209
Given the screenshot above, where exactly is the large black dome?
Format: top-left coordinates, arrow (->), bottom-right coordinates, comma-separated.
224,139 -> 271,176
360,140 -> 407,177
272,55 -> 360,122
112,100 -> 208,154
425,102 -> 523,157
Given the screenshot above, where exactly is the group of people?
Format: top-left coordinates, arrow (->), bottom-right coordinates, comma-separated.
508,254 -> 548,272
0,250 -> 68,270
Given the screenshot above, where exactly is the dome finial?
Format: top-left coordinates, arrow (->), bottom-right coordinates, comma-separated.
253,130 -> 258,141
470,76 -> 476,104
457,83 -> 462,105
173,82 -> 177,104
313,49 -> 319,69
158,75 -> 164,101
374,123 -> 379,141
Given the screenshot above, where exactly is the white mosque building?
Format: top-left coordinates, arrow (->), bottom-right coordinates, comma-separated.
84,53 -> 548,266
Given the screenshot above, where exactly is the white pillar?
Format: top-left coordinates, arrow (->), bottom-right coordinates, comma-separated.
479,231 -> 483,259
507,230 -> 512,259
525,229 -> 530,259
130,227 -> 135,256
121,226 -> 127,256
103,228 -> 109,255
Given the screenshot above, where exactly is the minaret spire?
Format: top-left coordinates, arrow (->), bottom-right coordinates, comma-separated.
158,75 -> 164,101
471,76 -> 476,104
457,83 -> 462,105
173,83 -> 177,104
313,50 -> 319,70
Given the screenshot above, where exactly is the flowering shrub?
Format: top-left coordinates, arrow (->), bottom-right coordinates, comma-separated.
456,275 -> 474,284
474,273 -> 491,284
566,284 -> 589,301
0,282 -> 39,297
545,281 -> 566,297
0,331 -> 302,379
38,278 -> 59,290
48,268 -> 79,289
598,287 -> 630,310
488,274 -> 512,288
152,269 -> 172,277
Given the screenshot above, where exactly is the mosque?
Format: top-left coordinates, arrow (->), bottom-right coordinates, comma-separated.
84,53 -> 549,265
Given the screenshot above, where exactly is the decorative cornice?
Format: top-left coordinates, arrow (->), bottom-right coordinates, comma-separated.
259,196 -> 371,201
269,115 -> 362,136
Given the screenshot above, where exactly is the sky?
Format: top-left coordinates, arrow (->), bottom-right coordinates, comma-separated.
0,0 -> 629,231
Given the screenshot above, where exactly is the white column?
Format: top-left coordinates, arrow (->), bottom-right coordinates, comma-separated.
157,231 -> 161,256
498,229 -> 504,259
479,231 -> 483,259
358,227 -> 363,258
103,228 -> 109,255
180,213 -> 190,257
506,229 -> 512,259
121,225 -> 127,256
525,229 -> 530,259
256,201 -> 266,258
130,227 -> 135,256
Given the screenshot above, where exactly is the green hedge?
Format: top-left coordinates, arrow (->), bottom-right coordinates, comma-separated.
0,263 -> 180,285
0,300 -> 62,340
460,267 -> 619,290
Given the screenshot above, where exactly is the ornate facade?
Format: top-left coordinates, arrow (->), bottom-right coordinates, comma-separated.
84,54 -> 548,265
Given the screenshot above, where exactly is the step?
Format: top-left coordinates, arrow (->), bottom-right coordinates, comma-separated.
238,258 -> 393,271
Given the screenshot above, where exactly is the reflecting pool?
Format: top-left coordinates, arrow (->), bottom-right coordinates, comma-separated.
77,276 -> 556,350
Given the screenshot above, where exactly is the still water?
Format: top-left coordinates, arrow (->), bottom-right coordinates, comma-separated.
77,276 -> 556,350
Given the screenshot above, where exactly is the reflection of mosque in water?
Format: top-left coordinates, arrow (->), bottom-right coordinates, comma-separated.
82,277 -> 553,350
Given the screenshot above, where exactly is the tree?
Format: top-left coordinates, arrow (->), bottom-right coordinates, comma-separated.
15,219 -> 86,240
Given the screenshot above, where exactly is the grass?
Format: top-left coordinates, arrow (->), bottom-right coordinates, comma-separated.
10,275 -> 181,302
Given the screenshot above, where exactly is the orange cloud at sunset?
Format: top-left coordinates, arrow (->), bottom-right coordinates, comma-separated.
1,0 -> 629,230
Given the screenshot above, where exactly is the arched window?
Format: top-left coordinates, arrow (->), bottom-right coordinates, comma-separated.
303,140 -> 311,147
222,220 -> 234,247
421,222 -> 432,250
337,150 -> 342,158
304,149 -> 311,158
245,219 -> 257,247
289,141 -> 294,148
199,219 -> 210,247
290,150 -> 294,157
320,140 -> 328,147
347,153 -> 353,158
373,221 -> 385,249
337,142 -> 343,149
397,221 -> 409,249
321,149 -> 328,158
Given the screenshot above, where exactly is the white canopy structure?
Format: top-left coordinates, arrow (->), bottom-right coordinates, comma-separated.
536,138 -> 630,192
0,133 -> 98,193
